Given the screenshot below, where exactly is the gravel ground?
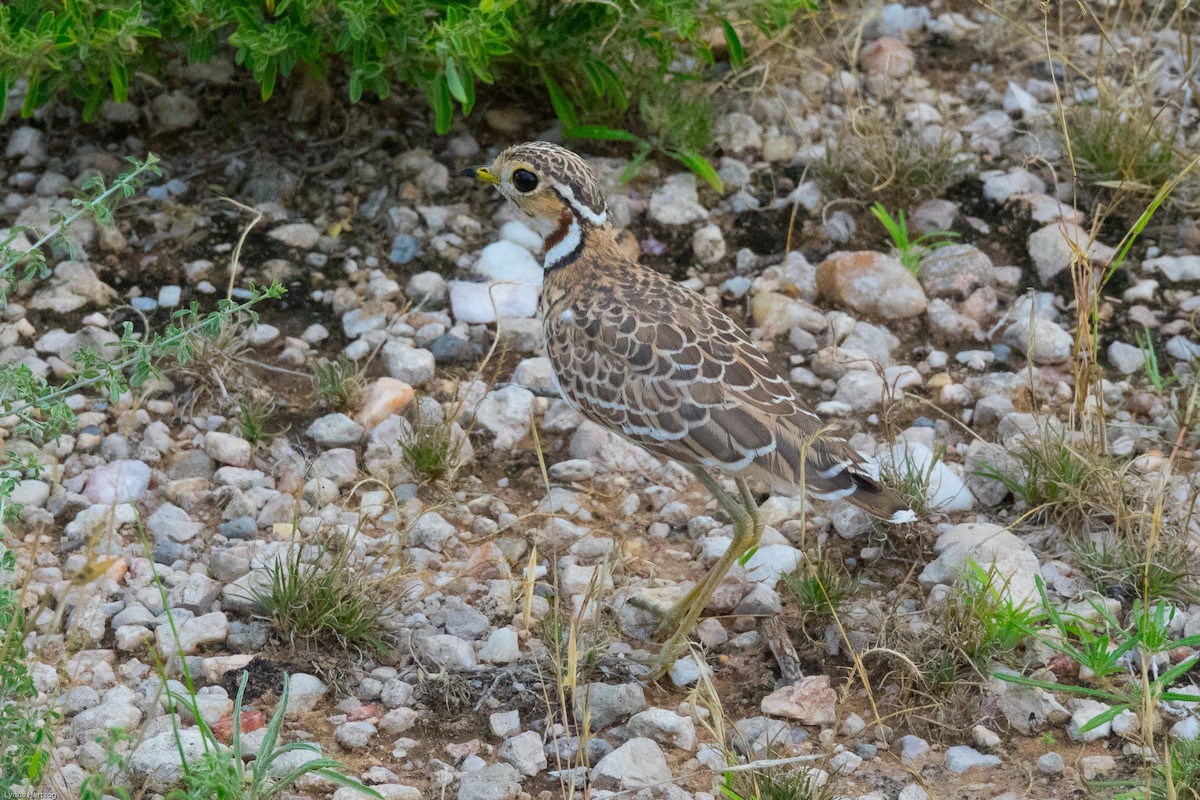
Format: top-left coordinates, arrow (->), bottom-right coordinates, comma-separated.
6,5 -> 1200,799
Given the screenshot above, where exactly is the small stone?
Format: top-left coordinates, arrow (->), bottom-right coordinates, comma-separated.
417,635 -> 477,669
355,378 -> 415,429
406,271 -> 447,305
1004,316 -> 1074,365
457,763 -> 520,800
575,682 -> 646,731
269,222 -> 321,249
972,725 -> 1001,749
897,734 -> 929,764
760,676 -> 836,725
151,91 -> 201,132
1068,699 -> 1113,742
627,708 -> 697,751
1144,254 -> 1200,282
549,459 -> 595,482
945,745 -> 1000,773
1038,752 -> 1064,774
306,413 -> 365,448
286,673 -> 328,715
714,113 -> 763,154
816,251 -> 927,320
692,224 -> 726,265
128,729 -> 209,790
83,459 -> 152,504
204,432 -> 252,467
449,280 -> 538,324
859,37 -> 914,77
498,730 -> 546,776
1108,341 -> 1145,375
1080,755 -> 1117,780
479,628 -> 520,664
489,710 -> 520,739
475,386 -> 534,449
382,342 -> 436,385
379,707 -> 418,735
648,173 -> 708,226
335,721 -> 376,750
1028,222 -> 1116,285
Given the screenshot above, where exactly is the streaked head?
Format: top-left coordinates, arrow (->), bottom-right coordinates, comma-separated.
462,142 -> 610,269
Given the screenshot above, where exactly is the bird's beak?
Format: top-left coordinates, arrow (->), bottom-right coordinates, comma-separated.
461,166 -> 500,185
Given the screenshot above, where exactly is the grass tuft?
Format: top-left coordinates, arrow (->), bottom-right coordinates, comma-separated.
311,356 -> 366,412
815,104 -> 969,210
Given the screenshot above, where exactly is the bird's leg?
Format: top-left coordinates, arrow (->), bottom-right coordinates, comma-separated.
649,469 -> 762,678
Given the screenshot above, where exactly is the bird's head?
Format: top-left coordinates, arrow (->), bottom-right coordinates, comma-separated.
462,141 -> 610,268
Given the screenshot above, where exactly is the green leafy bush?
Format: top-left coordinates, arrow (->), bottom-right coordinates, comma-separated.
0,0 -> 807,176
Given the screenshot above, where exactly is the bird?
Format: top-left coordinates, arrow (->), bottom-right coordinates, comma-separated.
462,142 -> 915,675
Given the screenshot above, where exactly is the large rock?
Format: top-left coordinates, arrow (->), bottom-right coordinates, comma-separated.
575,682 -> 646,731
129,729 -> 211,790
590,738 -> 672,791
83,460 -> 152,504
919,523 -> 1040,607
870,441 -> 974,512
458,764 -> 520,800
1003,315 -> 1073,365
816,251 -> 927,320
760,675 -> 837,725
1027,222 -> 1116,285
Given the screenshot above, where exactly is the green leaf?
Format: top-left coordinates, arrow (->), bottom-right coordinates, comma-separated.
460,71 -> 475,116
1079,704 -> 1127,733
445,58 -> 467,104
431,74 -> 453,134
110,60 -> 129,104
349,73 -> 363,103
720,19 -> 745,69
673,149 -> 724,192
568,125 -> 640,143
261,67 -> 277,102
543,74 -> 578,131
620,143 -> 653,183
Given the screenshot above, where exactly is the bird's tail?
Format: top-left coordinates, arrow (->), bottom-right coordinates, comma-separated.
842,471 -> 917,524
762,423 -> 917,524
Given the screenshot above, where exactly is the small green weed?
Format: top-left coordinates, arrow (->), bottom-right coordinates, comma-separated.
870,203 -> 960,276
998,577 -> 1200,736
252,538 -> 403,657
166,672 -> 381,800
312,356 -> 365,411
721,766 -> 836,800
1134,325 -> 1178,392
781,550 -> 855,634
1066,103 -> 1182,202
238,396 -> 275,444
79,728 -> 133,800
0,547 -> 54,788
948,561 -> 1044,666
1072,535 -> 1196,604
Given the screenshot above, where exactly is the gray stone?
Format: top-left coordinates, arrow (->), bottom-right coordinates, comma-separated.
575,682 -> 647,731
918,244 -> 993,299
457,763 -> 520,800
1003,316 -> 1073,365
151,92 -> 201,131
648,174 -> 708,226
590,738 -> 672,792
1037,752 -> 1064,774
129,729 -> 210,790
204,431 -> 252,467
147,502 -> 202,543
897,734 -> 929,764
498,730 -> 546,776
627,708 -> 697,751
334,721 -> 376,750
1028,222 -> 1116,285
383,342 -> 436,385
1108,341 -> 1145,375
268,222 -> 321,249
418,634 -> 477,669
306,413 -> 365,448
286,673 -> 328,715
475,386 -> 534,449
944,745 -> 1000,773
1067,699 -> 1113,742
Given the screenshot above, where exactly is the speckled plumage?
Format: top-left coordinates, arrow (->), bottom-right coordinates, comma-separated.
541,233 -> 908,515
465,142 -> 915,674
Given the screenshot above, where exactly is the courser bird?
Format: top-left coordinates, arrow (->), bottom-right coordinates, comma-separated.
463,142 -> 915,675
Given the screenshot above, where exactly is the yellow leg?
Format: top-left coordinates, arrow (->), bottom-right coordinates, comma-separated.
649,468 -> 763,679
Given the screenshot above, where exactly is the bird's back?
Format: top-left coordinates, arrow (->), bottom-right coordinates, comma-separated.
541,244 -> 912,522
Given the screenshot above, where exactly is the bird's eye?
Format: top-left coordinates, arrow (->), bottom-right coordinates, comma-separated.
512,169 -> 539,193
